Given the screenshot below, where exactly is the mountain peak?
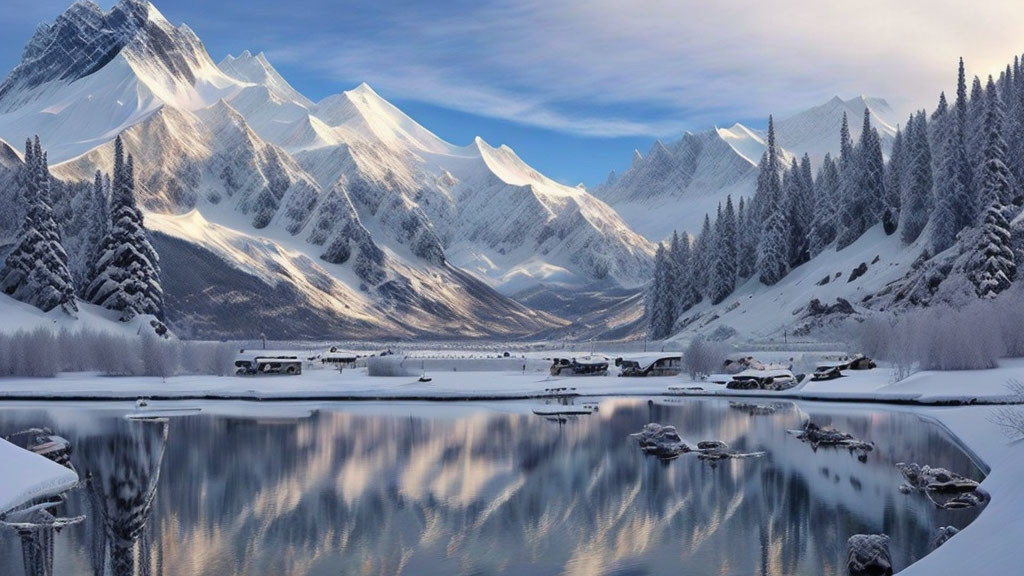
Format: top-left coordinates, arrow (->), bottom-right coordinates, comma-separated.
219,49 -> 311,107
0,0 -> 213,111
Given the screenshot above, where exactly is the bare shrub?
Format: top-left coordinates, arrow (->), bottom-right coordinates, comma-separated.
990,380 -> 1024,440
683,337 -> 728,379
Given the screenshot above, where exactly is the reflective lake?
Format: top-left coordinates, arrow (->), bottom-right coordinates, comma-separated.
0,398 -> 985,576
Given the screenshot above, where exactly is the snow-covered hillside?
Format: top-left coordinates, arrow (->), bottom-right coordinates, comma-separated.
672,224 -> 925,342
597,96 -> 898,241
0,0 -> 651,338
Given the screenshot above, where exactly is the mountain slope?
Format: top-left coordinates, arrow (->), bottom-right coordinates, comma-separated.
215,51 -> 654,292
1,0 -> 597,338
596,96 -> 899,242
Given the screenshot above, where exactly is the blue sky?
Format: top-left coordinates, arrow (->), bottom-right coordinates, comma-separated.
2,0 -> 1024,186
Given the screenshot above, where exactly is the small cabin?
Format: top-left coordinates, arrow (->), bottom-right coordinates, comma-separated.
616,354 -> 682,377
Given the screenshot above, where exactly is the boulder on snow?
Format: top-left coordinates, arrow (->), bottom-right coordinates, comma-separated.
848,262 -> 869,283
846,534 -> 893,576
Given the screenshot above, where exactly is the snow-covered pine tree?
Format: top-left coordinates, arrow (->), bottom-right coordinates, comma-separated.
929,91 -> 950,182
900,111 -> 933,244
932,130 -> 970,254
756,116 -> 789,285
982,75 -> 1017,212
646,243 -> 676,339
836,113 -> 864,250
84,170 -> 110,278
86,136 -> 164,321
839,112 -> 854,164
693,213 -> 713,299
669,230 -> 684,311
808,153 -> 840,256
736,197 -> 756,279
784,156 -> 813,267
967,76 -> 1016,297
1008,55 -> 1024,207
0,137 -> 77,314
884,124 -> 904,235
710,198 -> 737,304
860,109 -> 887,226
966,74 -> 987,206
670,230 -> 699,313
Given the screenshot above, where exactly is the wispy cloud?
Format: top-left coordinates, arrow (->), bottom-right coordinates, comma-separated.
247,0 -> 1024,137
31,0 -> 1024,139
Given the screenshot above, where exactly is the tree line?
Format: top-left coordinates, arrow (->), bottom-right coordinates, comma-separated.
647,55 -> 1023,339
0,135 -> 164,322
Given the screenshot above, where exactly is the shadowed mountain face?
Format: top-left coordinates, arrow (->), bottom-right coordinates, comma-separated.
0,399 -> 984,575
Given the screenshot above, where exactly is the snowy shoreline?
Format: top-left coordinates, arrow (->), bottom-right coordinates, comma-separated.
0,364 -> 1021,575
0,358 -> 1021,405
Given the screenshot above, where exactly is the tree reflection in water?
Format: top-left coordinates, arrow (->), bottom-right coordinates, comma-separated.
0,400 -> 984,576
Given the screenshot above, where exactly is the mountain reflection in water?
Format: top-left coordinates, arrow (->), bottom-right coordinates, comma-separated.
0,399 -> 984,576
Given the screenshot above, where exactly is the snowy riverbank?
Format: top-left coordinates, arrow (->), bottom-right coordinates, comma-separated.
0,358 -> 1021,404
0,438 -> 79,515
0,361 -> 1021,575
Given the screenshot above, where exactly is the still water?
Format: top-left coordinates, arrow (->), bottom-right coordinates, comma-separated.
0,398 -> 984,576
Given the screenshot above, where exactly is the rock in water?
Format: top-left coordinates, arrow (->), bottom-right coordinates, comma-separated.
847,534 -> 893,576
934,526 -> 959,549
794,421 -> 874,460
630,423 -> 689,460
896,463 -> 988,509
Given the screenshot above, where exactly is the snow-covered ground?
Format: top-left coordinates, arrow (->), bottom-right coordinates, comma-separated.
0,356 -> 1020,404
0,437 -> 79,515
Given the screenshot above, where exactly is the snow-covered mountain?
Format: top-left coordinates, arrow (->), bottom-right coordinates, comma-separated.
596,96 -> 899,242
0,0 -> 654,339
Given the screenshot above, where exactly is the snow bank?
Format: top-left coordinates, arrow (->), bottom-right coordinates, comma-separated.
0,437 -> 79,514
898,443 -> 1024,575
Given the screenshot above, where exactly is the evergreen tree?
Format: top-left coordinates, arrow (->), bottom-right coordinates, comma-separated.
784,156 -> 813,266
809,153 -> 840,256
900,111 -> 933,244
86,136 -> 164,321
932,130 -> 971,254
839,112 -> 854,164
836,113 -> 864,249
646,243 -> 676,339
0,137 -> 77,314
671,231 -> 699,313
756,116 -> 788,285
967,76 -> 1016,296
736,197 -> 756,279
860,109 -> 887,225
80,170 -> 111,295
693,214 -> 713,299
710,197 -> 737,304
884,124 -> 904,235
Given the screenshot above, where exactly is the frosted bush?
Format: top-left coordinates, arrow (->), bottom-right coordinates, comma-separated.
683,337 -> 728,379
